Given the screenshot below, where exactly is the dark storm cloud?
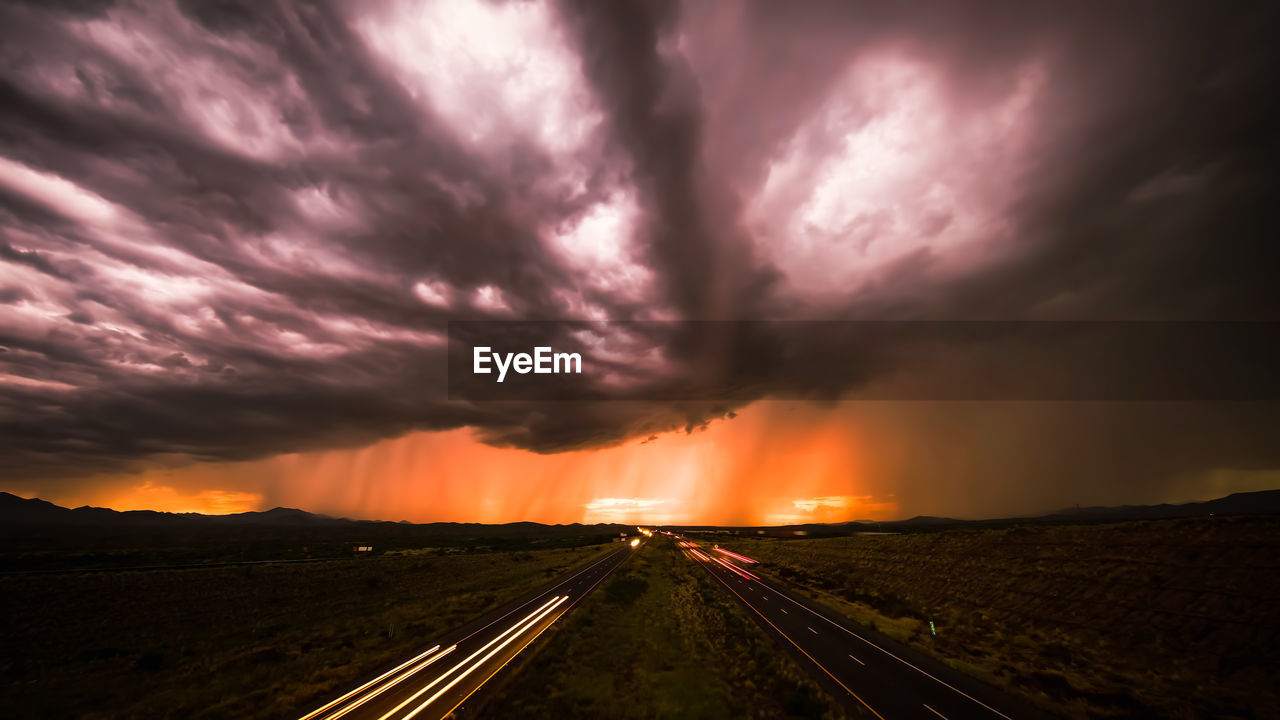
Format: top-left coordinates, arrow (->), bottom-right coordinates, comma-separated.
555,0 -> 773,318
0,0 -> 1276,484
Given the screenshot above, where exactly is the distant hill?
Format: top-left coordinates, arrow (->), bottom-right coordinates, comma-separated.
1039,490 -> 1280,521
0,492 -> 344,528
672,489 -> 1280,537
873,490 -> 1280,530
0,492 -> 623,536
0,492 -> 636,573
5,489 -> 1278,535
890,515 -> 961,526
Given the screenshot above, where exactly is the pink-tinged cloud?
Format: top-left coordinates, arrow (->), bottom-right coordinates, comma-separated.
747,52 -> 1045,301
0,0 -> 1276,522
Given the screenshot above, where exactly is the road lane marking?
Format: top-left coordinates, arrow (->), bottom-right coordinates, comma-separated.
298,645 -> 444,720
448,549 -> 621,648
780,608 -> 787,614
924,704 -> 948,719
848,654 -> 864,666
695,562 -> 885,720
711,556 -> 759,581
748,576 -> 1013,720
808,626 -> 817,634
377,597 -> 565,720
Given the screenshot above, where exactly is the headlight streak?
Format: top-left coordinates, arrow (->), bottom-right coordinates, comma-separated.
313,645 -> 458,720
711,555 -> 760,580
713,547 -> 758,564
693,549 -> 887,720
695,541 -> 1015,720
375,595 -> 566,720
431,549 -> 629,719
297,645 -> 444,720
298,548 -> 628,720
396,595 -> 570,720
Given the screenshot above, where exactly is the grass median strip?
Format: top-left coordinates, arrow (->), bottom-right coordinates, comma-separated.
467,540 -> 849,720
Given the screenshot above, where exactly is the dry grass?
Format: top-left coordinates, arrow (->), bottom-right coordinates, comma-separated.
715,517 -> 1280,719
466,539 -> 851,720
0,544 -> 612,719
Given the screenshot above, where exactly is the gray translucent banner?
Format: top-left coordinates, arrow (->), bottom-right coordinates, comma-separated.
446,321 -> 1279,402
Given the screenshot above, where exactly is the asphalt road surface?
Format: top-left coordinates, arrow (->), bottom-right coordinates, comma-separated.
678,537 -> 1054,720
298,544 -> 635,720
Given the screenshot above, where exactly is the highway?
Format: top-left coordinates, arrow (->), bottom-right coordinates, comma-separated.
676,537 -> 1053,720
298,543 -> 636,720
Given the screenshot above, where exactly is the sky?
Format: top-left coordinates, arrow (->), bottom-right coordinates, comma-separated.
1,0 -> 1277,524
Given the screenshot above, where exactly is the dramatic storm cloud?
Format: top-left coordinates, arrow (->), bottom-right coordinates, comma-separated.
1,0 -> 1277,519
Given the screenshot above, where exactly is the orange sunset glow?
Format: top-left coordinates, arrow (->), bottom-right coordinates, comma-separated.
2,3 -> 1278,719
2,0 -> 1275,532
46,402 -> 899,526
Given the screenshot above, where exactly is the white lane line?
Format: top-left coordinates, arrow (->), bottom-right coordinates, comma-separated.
848,654 -> 865,666
780,608 -> 788,614
697,562 -> 886,720
449,549 -> 618,647
376,596 -> 565,720
924,704 -> 948,719
757,578 -> 1013,720
808,626 -> 818,634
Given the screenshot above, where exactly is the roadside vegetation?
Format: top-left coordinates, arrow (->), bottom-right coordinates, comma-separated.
468,538 -> 851,720
0,543 -> 612,719
712,516 -> 1279,718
